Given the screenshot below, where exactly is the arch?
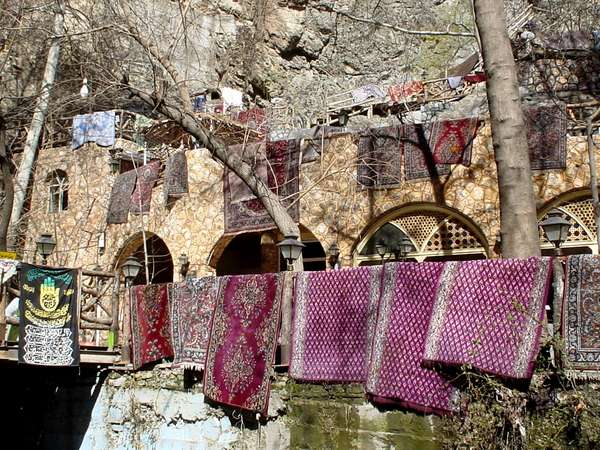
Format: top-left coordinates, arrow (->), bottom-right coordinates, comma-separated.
353,202 -> 490,264
208,225 -> 326,275
537,188 -> 597,255
113,231 -> 174,285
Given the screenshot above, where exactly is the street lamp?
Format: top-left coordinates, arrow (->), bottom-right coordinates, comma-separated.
328,242 -> 340,269
398,236 -> 414,259
121,256 -> 142,288
178,253 -> 189,280
36,233 -> 56,265
375,240 -> 387,262
539,209 -> 571,255
277,235 -> 305,271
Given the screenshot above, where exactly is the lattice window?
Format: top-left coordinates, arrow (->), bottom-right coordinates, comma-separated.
539,199 -> 595,244
424,218 -> 483,252
391,212 -> 446,251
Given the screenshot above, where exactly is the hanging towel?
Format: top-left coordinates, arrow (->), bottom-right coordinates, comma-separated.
19,264 -> 80,366
423,258 -> 553,380
221,87 -> 244,110
429,118 -> 479,165
290,266 -> 382,382
169,277 -> 218,371
563,255 -> 600,379
366,262 -> 460,415
130,284 -> 174,370
107,169 -> 137,224
163,151 -> 189,204
72,111 -> 116,149
203,273 -> 283,415
130,160 -> 161,215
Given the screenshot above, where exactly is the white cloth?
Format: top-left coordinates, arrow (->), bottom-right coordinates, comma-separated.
0,258 -> 18,284
220,87 -> 244,110
448,76 -> 463,89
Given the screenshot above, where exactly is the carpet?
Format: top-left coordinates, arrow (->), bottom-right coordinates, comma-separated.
203,273 -> 283,415
224,139 -> 300,234
423,258 -> 552,380
19,264 -> 80,366
107,169 -> 137,224
357,126 -> 403,188
403,124 -> 450,180
523,104 -> 567,170
563,255 -> 600,378
290,266 -> 382,382
388,81 -> 424,103
130,284 -> 174,370
429,118 -> 479,165
366,262 -> 459,415
163,151 -> 189,204
227,142 -> 268,204
169,277 -> 218,370
130,160 -> 161,215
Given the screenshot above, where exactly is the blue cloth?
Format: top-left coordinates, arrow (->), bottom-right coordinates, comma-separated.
72,111 -> 116,149
192,95 -> 207,112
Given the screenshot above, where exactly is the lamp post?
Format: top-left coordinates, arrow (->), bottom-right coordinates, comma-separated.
397,236 -> 414,260
277,235 -> 305,271
328,242 -> 340,270
375,240 -> 387,263
539,209 -> 571,256
121,256 -> 142,288
178,253 -> 189,281
36,233 -> 56,265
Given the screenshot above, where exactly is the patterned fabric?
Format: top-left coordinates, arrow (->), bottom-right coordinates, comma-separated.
429,118 -> 479,165
542,31 -> 594,50
388,81 -> 424,103
236,108 -> 268,136
192,94 -> 207,112
357,126 -> 403,188
227,143 -> 268,204
130,284 -> 174,370
563,255 -> 600,375
203,274 -> 283,415
18,264 -> 79,366
351,84 -> 386,104
163,151 -> 189,204
367,262 -> 459,415
403,124 -> 450,180
107,169 -> 137,224
169,277 -> 218,370
130,160 -> 161,215
423,258 -> 552,380
223,139 -> 300,234
72,111 -> 116,149
290,266 -> 382,382
524,104 -> 567,170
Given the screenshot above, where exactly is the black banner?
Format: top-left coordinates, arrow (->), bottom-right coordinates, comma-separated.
18,264 -> 79,366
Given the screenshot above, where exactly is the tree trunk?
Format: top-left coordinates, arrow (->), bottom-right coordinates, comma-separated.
9,0 -> 65,248
474,0 -> 540,258
0,122 -> 14,251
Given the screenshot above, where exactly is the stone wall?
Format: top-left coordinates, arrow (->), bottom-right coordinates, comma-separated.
22,125 -> 600,275
79,369 -> 443,450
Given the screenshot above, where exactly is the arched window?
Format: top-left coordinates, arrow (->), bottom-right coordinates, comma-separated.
353,204 -> 489,265
46,170 -> 68,213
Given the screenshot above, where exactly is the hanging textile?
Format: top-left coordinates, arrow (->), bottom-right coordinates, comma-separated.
351,84 -> 386,104
423,258 -> 552,380
107,170 -> 137,224
236,108 -> 268,136
523,104 -> 568,170
226,143 -> 268,204
290,266 -> 382,382
429,118 -> 479,165
72,111 -> 116,149
366,262 -> 459,415
203,273 -> 283,415
163,151 -> 189,204
130,284 -> 173,370
223,139 -> 300,234
403,124 -> 450,180
0,258 -> 19,284
357,126 -> 403,188
18,264 -> 79,366
169,277 -> 218,371
130,160 -> 161,215
563,255 -> 600,378
388,81 -> 424,104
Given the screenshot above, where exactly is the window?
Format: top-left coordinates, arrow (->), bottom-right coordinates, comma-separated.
47,170 -> 68,213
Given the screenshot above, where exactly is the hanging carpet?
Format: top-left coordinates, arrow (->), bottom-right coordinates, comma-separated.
130,160 -> 161,215
107,169 -> 137,224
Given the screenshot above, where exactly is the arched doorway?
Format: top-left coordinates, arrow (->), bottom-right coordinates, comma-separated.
213,225 -> 326,276
353,203 -> 489,265
114,232 -> 174,285
538,190 -> 597,255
